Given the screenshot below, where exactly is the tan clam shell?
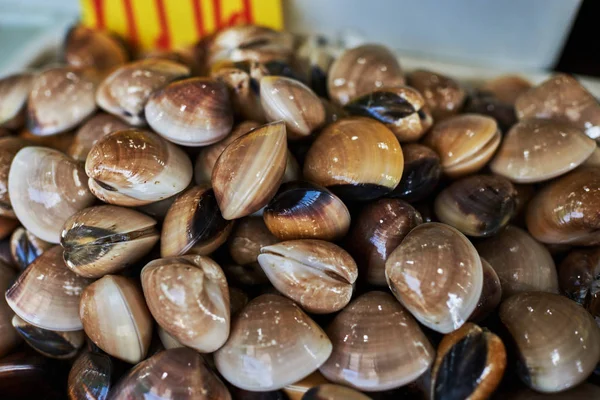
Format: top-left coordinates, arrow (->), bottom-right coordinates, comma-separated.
141,255 -> 230,353
0,263 -> 21,358
500,292 -> 600,393
475,225 -> 559,299
145,78 -> 234,146
407,69 -> 466,120
80,275 -> 153,363
85,129 -> 193,206
258,240 -> 358,313
212,121 -> 287,220
228,216 -> 278,266
96,59 -> 190,125
424,114 -> 501,178
385,222 -> 483,333
64,25 -> 128,71
0,73 -> 34,129
481,75 -> 532,105
327,44 -> 405,106
9,147 -> 95,243
0,137 -> 28,218
490,119 -> 596,183
68,113 -> 130,162
526,167 -> 600,245
5,246 -> 93,331
27,66 -> 99,136
214,294 -> 332,391
142,46 -> 199,73
320,291 -> 434,391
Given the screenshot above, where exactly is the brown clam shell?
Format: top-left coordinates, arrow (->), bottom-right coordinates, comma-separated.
214,294 -> 332,391
64,25 -> 128,71
68,113 -> 130,162
481,75 -> 532,105
0,263 -> 20,357
0,136 -> 28,218
12,315 -> 84,359
469,259 -> 502,322
212,121 -> 287,220
283,371 -> 329,400
0,73 -> 34,129
500,292 -> 600,393
558,247 -> 600,304
302,384 -> 371,400
319,291 -> 434,391
228,216 -> 278,266
407,69 -> 466,120
385,222 -> 483,333
141,255 -> 230,353
68,350 -> 112,400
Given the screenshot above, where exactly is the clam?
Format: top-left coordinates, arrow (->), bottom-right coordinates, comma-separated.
430,322 -> 506,400
12,315 -> 84,359
157,325 -> 185,349
303,117 -> 404,201
344,86 -> 433,142
526,167 -> 600,245
212,121 -> 287,220
390,143 -> 441,202
515,74 -> 600,140
109,348 -> 231,400
424,114 -> 501,178
27,66 -> 99,135
469,259 -> 502,322
5,246 -> 93,331
145,78 -> 234,146
490,119 -> 596,183
302,385 -> 371,400
558,247 -> 600,305
263,181 -> 350,241
319,291 -> 434,391
141,255 -> 230,353
481,75 -> 532,105
0,73 -> 34,129
228,216 -> 278,266
407,69 -> 466,120
142,47 -> 198,73
80,275 -> 153,363
294,35 -> 334,98
345,198 -> 422,286
0,136 -> 28,218
327,44 -> 405,106
96,59 -> 190,125
214,294 -> 332,391
19,129 -> 75,153
257,240 -> 358,313
67,113 -> 130,162
222,263 -> 269,286
283,371 -> 329,400
0,262 -> 20,358
64,25 -> 128,71
85,129 -> 193,206
9,147 -> 95,243
475,225 -> 558,299
261,76 -> 326,140
510,384 -> 600,400
463,89 -> 517,133
68,351 -> 112,400
434,174 -> 517,237
161,185 -> 233,257
500,292 -> 600,393
385,222 -> 483,333
61,205 -> 160,278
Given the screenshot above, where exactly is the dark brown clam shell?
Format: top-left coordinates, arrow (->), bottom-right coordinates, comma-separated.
558,247 -> 600,305
68,351 -> 112,400
407,69 -> 466,120
463,89 -> 517,133
228,217 -> 278,266
10,227 -> 52,272
12,315 -> 84,359
389,143 -> 441,202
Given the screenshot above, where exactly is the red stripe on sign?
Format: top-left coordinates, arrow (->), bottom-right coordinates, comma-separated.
192,0 -> 205,37
154,0 -> 171,49
212,0 -> 222,29
123,0 -> 138,45
92,0 -> 105,29
243,0 -> 253,23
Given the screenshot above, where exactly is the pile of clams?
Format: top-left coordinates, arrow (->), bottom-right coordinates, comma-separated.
0,23 -> 599,400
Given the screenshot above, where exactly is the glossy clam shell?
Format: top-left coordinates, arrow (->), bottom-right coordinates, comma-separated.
161,185 -> 233,257
500,292 -> 600,393
319,291 -> 434,391
385,222 -> 483,333
303,117 -> 404,201
96,59 -> 190,125
481,75 -> 532,105
258,240 -> 358,313
80,275 -> 153,363
390,143 -> 441,202
212,121 -> 287,220
490,119 -> 596,183
0,263 -> 20,357
215,294 -> 332,391
228,216 -> 278,266
27,67 -> 98,135
327,44 -> 405,106
282,371 -> 329,400
61,205 -> 159,278
9,147 -> 95,243
12,315 -> 84,359
407,69 -> 466,120
85,129 -> 193,206
469,259 -> 502,322
5,246 -> 93,331
109,348 -> 231,400
424,113 -> 500,178
141,255 -> 230,353
0,137 -> 28,218
263,181 -> 350,241
434,174 -> 517,237
68,351 -> 112,400
526,167 -> 600,245
475,226 -> 558,299
558,247 -> 600,304
346,198 -> 422,286
64,25 -> 127,70
0,73 -> 33,129
68,113 -> 130,162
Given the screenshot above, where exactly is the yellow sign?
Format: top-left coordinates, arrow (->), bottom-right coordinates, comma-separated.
80,0 -> 284,51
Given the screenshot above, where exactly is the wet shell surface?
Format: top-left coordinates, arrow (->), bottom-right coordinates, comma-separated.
408,69 -> 466,120
0,137 -> 28,218
64,25 -> 128,71
12,315 -> 84,359
68,113 -> 131,162
67,350 -> 113,400
0,263 -> 20,358
228,216 -> 279,266
0,73 -> 33,129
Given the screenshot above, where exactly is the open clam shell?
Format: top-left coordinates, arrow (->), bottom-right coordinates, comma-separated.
0,73 -> 34,129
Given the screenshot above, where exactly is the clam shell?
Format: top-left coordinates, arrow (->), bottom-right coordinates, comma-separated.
319,291 -> 434,391
80,275 -> 153,363
303,117 -> 404,201
500,292 -> 600,393
228,216 -> 279,266
19,129 -> 75,153
68,351 -> 112,400
390,143 -> 441,202
283,372 -> 329,400
463,89 -> 517,133
64,25 -> 128,71
85,129 -> 193,206
157,325 -> 185,349
481,75 -> 532,105
469,259 -> 502,322
407,69 -> 466,120
385,222 -> 483,333
212,121 -> 287,220
0,137 -> 28,218
5,246 -> 93,331
9,147 -> 95,243
0,263 -> 20,358
0,73 -> 34,129
214,294 -> 332,391
302,384 -> 371,400
12,315 -> 84,359
510,384 -> 600,400
61,205 -> 160,278
558,247 -> 600,304
141,255 -> 230,353
68,113 -> 130,162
